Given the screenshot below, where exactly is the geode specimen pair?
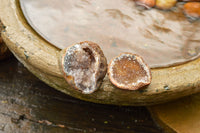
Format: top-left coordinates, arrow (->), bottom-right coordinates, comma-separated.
61,41 -> 151,94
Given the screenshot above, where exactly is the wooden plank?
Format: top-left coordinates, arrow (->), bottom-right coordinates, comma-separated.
0,58 -> 162,133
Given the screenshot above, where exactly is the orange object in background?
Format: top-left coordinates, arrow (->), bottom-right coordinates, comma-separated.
183,2 -> 200,18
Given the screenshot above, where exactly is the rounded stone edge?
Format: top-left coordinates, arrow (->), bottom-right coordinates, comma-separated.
59,41 -> 107,94
108,53 -> 152,90
1,0 -> 200,106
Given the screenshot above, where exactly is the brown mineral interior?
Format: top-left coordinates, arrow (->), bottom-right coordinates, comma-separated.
62,41 -> 107,94
111,56 -> 147,84
108,53 -> 151,90
20,0 -> 200,68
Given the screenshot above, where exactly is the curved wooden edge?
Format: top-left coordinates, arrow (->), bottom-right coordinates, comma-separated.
1,0 -> 200,106
148,107 -> 177,133
148,93 -> 200,133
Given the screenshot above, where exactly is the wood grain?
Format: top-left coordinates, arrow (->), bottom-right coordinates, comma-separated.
0,58 -> 162,133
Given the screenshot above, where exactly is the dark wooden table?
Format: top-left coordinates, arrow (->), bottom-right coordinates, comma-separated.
0,57 -> 163,133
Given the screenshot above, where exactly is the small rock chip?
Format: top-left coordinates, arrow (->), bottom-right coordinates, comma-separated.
108,53 -> 151,90
135,0 -> 156,9
183,2 -> 200,19
156,0 -> 177,10
57,124 -> 65,128
38,120 -> 52,125
61,41 -> 107,94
